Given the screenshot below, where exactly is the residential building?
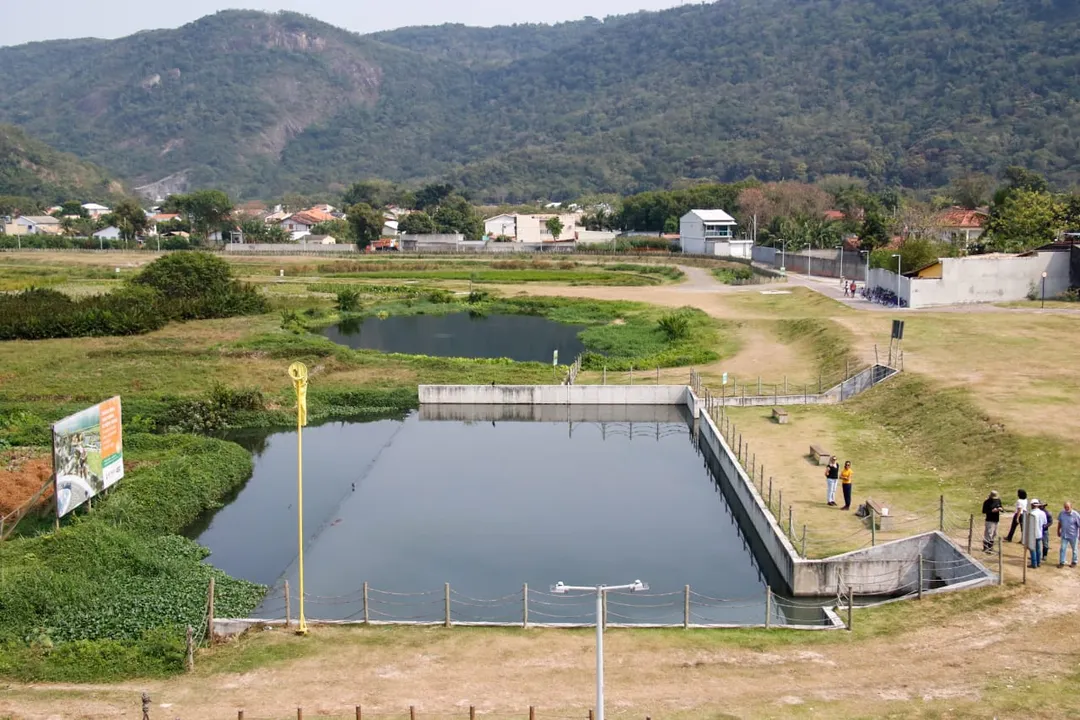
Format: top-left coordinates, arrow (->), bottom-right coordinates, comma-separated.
147,213 -> 182,236
81,203 -> 111,218
679,209 -> 751,258
484,212 -> 582,243
935,208 -> 987,246
5,215 -> 62,235
93,226 -> 122,240
304,234 -> 338,245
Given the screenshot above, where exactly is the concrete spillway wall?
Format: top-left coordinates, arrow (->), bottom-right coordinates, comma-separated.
420,384 -> 996,597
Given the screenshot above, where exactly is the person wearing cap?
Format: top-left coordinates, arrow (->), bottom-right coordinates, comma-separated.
1024,498 -> 1048,569
1058,501 -> 1080,568
981,490 -> 1003,552
1040,501 -> 1053,562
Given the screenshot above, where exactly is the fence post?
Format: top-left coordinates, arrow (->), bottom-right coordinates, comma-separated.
801,525 -> 807,557
410,706 -> 416,720
998,539 -> 1004,585
939,495 -> 945,532
765,585 -> 772,628
918,554 -> 924,600
357,706 -> 362,720
630,365 -> 633,385
684,584 -> 690,629
847,586 -> 853,631
778,490 -> 783,522
186,625 -> 194,672
298,709 -> 303,720
784,375 -> 788,394
207,577 -> 215,645
751,452 -> 756,477
470,707 -> 476,720
523,583 -> 529,628
445,582 -> 451,627
758,376 -> 762,395
363,581 -> 369,624
768,478 -> 773,511
967,514 -> 974,554
818,373 -> 822,393
603,366 -> 606,385
530,707 -> 536,720
788,506 -> 794,539
238,712 -> 244,720
870,507 -> 876,547
285,580 -> 291,629
738,434 -> 743,462
774,384 -> 778,403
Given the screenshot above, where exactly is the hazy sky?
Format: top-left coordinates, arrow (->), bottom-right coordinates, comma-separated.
2,1 -> 691,46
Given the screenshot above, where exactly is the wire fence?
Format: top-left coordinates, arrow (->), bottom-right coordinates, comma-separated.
234,582 -> 835,632
688,369 -> 983,561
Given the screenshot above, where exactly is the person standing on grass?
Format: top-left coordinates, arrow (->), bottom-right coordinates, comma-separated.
1041,501 -> 1053,562
1058,502 -> 1080,568
1005,489 -> 1028,543
1024,499 -> 1047,569
825,456 -> 840,506
840,460 -> 854,510
982,490 -> 1003,552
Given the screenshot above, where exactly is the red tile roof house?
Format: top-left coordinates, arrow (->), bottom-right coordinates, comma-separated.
936,208 -> 988,245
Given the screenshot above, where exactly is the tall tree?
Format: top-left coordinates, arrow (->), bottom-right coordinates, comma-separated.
859,209 -> 891,250
398,211 -> 436,235
110,199 -> 149,242
985,189 -> 1060,253
948,174 -> 995,210
432,195 -> 483,239
166,190 -> 233,242
545,215 -> 565,240
414,183 -> 455,211
346,202 -> 385,248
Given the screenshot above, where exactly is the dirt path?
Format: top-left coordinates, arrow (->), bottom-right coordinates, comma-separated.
3,563 -> 1076,719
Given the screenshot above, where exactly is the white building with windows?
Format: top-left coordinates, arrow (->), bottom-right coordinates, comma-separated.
679,209 -> 750,258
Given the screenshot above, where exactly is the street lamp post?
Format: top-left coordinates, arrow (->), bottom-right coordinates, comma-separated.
859,250 -> 869,295
1041,271 -> 1048,309
551,580 -> 649,720
892,254 -> 902,307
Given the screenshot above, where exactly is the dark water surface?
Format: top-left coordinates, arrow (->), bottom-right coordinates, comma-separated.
320,312 -> 586,362
193,407 -> 823,625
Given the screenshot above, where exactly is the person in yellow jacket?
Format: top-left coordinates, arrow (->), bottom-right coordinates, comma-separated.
840,461 -> 854,510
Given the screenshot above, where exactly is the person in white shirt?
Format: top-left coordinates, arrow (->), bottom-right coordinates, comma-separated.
1005,488 -> 1028,543
1024,498 -> 1048,568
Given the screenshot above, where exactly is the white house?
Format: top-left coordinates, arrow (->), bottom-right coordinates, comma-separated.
484,213 -> 582,243
679,209 -> 751,258
93,226 -> 122,240
303,234 -> 338,245
484,214 -> 518,240
81,203 -> 111,218
6,215 -> 62,235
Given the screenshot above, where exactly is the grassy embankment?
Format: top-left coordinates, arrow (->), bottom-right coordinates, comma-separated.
0,433 -> 263,681
706,290 -> 1080,557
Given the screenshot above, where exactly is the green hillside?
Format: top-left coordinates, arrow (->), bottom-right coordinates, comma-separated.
0,2 -> 1078,201
0,124 -> 121,206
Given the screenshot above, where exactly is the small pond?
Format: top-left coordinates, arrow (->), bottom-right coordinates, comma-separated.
191,406 -> 827,626
320,312 -> 586,362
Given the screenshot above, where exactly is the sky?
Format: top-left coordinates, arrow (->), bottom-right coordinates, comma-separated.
2,0 -> 692,46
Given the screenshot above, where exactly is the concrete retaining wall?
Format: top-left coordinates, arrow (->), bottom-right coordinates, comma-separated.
224,242 -> 357,254
418,384 -> 691,407
420,403 -> 688,423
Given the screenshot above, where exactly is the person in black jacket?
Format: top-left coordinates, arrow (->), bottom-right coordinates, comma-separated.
825,456 -> 840,506
982,490 -> 1003,552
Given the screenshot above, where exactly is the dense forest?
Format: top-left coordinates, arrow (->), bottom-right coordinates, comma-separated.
0,125 -> 122,212
0,1 -> 1078,201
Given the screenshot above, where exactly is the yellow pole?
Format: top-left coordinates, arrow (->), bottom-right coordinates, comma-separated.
288,362 -> 309,635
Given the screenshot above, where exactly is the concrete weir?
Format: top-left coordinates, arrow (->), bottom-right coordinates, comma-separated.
419,384 -> 997,598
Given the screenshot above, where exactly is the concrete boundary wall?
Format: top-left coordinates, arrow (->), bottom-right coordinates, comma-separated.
419,403 -> 688,423
418,384 -> 690,406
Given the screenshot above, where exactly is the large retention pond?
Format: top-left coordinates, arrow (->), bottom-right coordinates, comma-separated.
192,405 -> 823,626
321,312 -> 586,363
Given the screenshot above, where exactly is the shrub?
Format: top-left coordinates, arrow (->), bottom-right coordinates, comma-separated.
131,251 -> 268,320
0,286 -> 169,340
336,288 -> 361,312
657,312 -> 691,341
425,289 -> 454,304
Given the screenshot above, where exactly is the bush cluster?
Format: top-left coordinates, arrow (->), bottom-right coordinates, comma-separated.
0,252 -> 268,341
0,286 -> 168,340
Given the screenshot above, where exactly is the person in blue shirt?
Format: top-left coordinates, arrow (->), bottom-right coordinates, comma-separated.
1058,501 -> 1080,568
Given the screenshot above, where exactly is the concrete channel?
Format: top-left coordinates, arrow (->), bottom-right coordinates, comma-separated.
418,383 -> 998,599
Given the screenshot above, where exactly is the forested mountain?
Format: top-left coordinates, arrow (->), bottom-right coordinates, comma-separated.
1,1 -> 1078,201
0,124 -> 122,207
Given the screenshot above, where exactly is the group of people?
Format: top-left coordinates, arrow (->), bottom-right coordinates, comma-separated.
824,457 -> 854,510
982,489 -> 1080,569
840,278 -> 858,298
